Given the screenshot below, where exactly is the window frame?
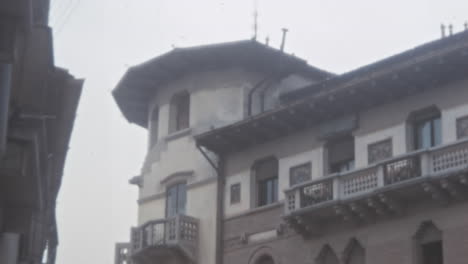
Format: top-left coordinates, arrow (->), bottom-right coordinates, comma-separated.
169,91 -> 190,133
413,115 -> 441,150
252,157 -> 279,208
165,182 -> 187,218
327,135 -> 355,174
230,183 -> 241,204
149,106 -> 159,148
456,115 -> 468,139
289,162 -> 312,186
257,176 -> 278,207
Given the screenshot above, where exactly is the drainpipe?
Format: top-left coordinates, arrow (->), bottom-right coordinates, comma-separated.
196,144 -> 225,264
0,63 -> 12,158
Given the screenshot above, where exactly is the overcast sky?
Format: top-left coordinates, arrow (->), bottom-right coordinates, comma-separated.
49,0 -> 468,263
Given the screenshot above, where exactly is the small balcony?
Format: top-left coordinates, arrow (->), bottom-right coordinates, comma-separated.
128,215 -> 199,264
284,139 -> 468,236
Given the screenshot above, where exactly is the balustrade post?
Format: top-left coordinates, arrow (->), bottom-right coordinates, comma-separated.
295,188 -> 301,210
333,177 -> 341,200
420,152 -> 432,176
175,215 -> 181,243
376,165 -> 385,187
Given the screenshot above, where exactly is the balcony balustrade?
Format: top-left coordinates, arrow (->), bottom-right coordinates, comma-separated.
126,214 -> 199,263
284,139 -> 468,234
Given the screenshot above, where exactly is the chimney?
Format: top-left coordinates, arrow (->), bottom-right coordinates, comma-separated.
265,36 -> 270,46
441,24 -> 446,38
448,24 -> 453,36
280,28 -> 288,52
465,22 -> 468,31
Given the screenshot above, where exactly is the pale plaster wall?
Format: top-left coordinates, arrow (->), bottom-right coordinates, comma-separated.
223,79 -> 468,219
136,68 -> 269,264
186,182 -> 218,264
137,181 -> 218,264
354,124 -> 406,168
138,198 -> 165,225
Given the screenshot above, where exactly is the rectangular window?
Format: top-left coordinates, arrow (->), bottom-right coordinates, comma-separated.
414,116 -> 441,150
456,116 -> 468,139
328,136 -> 355,174
421,241 -> 443,264
149,107 -> 159,148
368,138 -> 393,164
290,163 -> 311,186
175,93 -> 190,131
166,183 -> 186,217
258,177 -> 278,206
254,158 -> 278,207
230,183 -> 241,204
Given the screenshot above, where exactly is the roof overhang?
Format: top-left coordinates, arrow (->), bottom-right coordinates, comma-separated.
113,40 -> 333,128
195,31 -> 468,155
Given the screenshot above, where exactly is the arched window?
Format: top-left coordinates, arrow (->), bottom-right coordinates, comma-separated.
316,244 -> 339,264
256,255 -> 275,264
414,221 -> 443,264
343,238 -> 365,264
169,91 -> 190,133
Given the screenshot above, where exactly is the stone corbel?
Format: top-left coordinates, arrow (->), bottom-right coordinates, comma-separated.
378,193 -> 403,214
440,179 -> 466,200
422,182 -> 449,205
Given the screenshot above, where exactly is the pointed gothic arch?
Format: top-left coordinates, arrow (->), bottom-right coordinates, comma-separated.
343,238 -> 365,264
413,221 -> 443,264
316,244 -> 339,264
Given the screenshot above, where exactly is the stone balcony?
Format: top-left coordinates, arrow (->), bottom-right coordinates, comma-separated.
122,215 -> 199,264
284,138 -> 468,236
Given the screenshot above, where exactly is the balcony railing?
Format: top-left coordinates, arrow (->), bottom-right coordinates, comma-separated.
130,214 -> 199,262
285,138 -> 468,215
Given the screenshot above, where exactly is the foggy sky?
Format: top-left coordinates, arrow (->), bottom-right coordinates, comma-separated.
49,0 -> 468,263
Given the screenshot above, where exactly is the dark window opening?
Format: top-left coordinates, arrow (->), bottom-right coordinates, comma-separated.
421,241 -> 443,264
166,182 -> 186,217
456,115 -> 468,139
230,183 -> 241,204
328,136 -> 355,174
414,116 -> 441,150
170,92 -> 190,133
258,177 -> 278,206
149,107 -> 159,148
256,255 -> 275,264
254,158 -> 278,207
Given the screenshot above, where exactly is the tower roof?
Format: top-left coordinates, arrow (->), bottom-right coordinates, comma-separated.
113,39 -> 333,127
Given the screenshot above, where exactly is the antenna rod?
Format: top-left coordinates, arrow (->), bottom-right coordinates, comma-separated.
253,0 -> 258,40
280,28 -> 288,51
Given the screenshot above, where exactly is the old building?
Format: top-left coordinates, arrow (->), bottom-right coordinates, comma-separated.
113,40 -> 332,264
0,1 -> 83,264
196,31 -> 468,264
114,30 -> 468,263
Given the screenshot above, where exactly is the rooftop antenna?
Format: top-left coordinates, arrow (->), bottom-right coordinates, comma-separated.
252,0 -> 258,40
441,24 -> 446,38
280,28 -> 289,51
